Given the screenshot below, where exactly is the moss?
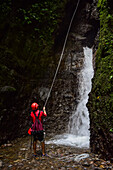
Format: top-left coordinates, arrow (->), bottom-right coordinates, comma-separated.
0,0 -> 70,113
0,0 -> 69,81
88,0 -> 113,159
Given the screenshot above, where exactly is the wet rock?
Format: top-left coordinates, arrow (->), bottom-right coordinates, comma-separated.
82,161 -> 90,167
60,167 -> 66,170
1,143 -> 12,148
18,162 -> 24,166
76,167 -> 82,170
0,155 -> 4,159
0,160 -> 3,167
71,33 -> 86,40
20,148 -> 28,151
99,164 -> 105,169
38,87 -> 49,101
110,158 -> 113,163
0,136 -> 113,170
14,159 -> 21,163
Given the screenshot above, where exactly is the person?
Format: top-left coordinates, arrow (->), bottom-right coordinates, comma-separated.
28,102 -> 47,157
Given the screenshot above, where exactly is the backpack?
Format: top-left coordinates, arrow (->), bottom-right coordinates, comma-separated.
31,111 -> 43,135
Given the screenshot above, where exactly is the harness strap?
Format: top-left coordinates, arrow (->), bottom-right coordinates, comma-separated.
30,111 -> 41,149
33,110 -> 41,123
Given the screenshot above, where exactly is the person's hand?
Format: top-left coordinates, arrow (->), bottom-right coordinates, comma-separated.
43,106 -> 47,116
43,107 -> 45,111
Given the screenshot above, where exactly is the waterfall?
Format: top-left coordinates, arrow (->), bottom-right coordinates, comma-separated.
68,47 -> 94,136
47,47 -> 94,148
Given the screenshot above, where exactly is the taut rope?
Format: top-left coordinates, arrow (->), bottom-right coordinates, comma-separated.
44,0 -> 80,107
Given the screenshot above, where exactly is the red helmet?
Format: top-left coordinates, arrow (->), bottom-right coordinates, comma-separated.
31,102 -> 39,110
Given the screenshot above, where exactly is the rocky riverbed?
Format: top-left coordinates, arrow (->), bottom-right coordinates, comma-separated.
0,136 -> 113,170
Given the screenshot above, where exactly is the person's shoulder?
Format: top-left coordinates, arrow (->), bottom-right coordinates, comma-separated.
42,110 -> 47,117
40,110 -> 44,114
35,110 -> 39,113
40,110 -> 46,116
31,111 -> 34,116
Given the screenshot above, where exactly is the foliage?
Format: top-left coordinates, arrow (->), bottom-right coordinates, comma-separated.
18,2 -> 61,47
88,0 -> 113,158
0,0 -> 68,111
0,0 -> 68,79
91,0 -> 113,128
0,0 -> 11,19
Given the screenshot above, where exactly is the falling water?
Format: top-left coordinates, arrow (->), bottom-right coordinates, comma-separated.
47,47 -> 94,148
68,46 -> 94,136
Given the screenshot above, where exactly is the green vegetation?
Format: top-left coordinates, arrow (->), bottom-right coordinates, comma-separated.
0,0 -> 68,110
0,0 -> 70,144
89,0 -> 113,158
0,0 -> 68,80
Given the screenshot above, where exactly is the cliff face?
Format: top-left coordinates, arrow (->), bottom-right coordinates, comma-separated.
1,0 -> 113,161
0,0 -> 69,144
45,0 -> 99,137
88,0 -> 113,160
0,0 -> 99,151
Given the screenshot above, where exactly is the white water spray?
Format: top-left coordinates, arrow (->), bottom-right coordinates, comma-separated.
68,46 -> 94,136
47,47 -> 94,148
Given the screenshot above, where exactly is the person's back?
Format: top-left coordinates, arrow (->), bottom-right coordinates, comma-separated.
28,102 -> 47,157
31,109 -> 46,123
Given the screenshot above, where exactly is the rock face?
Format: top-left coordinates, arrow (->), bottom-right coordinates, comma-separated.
29,0 -> 99,137
88,0 -> 113,160
0,0 -> 99,144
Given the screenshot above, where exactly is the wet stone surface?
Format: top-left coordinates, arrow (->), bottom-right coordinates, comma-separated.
0,136 -> 113,170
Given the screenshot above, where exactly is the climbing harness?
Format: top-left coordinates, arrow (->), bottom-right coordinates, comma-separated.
44,0 -> 80,107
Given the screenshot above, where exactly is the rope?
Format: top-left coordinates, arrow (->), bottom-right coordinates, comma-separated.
44,0 -> 80,107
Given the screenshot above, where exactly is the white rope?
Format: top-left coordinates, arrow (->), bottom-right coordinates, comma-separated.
44,0 -> 80,107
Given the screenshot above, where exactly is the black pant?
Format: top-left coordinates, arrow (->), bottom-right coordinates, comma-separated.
33,131 -> 44,142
